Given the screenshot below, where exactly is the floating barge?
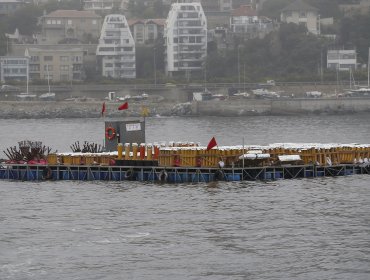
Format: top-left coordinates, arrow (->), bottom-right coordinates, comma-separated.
2,119 -> 370,183
1,142 -> 370,183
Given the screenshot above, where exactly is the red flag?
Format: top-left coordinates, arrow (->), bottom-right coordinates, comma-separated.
101,102 -> 106,116
206,137 -> 217,151
118,102 -> 128,110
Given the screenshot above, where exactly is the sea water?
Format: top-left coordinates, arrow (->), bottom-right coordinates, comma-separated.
0,115 -> 370,280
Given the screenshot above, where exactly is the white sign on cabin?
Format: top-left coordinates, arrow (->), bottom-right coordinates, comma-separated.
126,123 -> 141,131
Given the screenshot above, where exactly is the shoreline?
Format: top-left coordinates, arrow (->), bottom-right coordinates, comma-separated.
0,98 -> 370,119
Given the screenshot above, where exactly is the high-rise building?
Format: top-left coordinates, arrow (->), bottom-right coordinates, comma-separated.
96,14 -> 136,79
165,1 -> 207,76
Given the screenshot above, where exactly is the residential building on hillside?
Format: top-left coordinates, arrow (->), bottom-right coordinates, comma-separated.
233,0 -> 266,10
5,28 -> 36,44
280,0 -> 319,35
339,0 -> 370,16
230,5 -> 273,38
83,0 -> 126,14
96,14 -> 136,79
39,10 -> 102,44
327,49 -> 357,71
26,47 -> 85,81
165,1 -> 207,76
170,0 -> 232,11
128,18 -> 165,45
0,0 -> 27,16
0,56 -> 29,83
201,0 -> 233,12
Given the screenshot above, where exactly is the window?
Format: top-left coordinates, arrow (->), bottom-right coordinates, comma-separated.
60,65 -> 69,71
44,56 -> 53,61
60,56 -> 69,62
92,19 -> 97,25
72,56 -> 82,62
67,20 -> 72,25
73,64 -> 82,71
44,65 -> 53,71
30,65 -> 40,71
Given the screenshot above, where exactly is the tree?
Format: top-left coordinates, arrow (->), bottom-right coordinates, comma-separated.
260,0 -> 343,20
0,31 -> 7,56
338,13 -> 370,63
206,23 -> 332,82
259,0 -> 292,20
3,5 -> 42,35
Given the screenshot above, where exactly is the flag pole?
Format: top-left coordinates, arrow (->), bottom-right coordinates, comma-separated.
242,136 -> 245,169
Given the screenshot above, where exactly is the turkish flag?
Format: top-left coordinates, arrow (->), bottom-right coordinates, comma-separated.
118,102 -> 128,110
206,137 -> 217,151
101,102 -> 106,116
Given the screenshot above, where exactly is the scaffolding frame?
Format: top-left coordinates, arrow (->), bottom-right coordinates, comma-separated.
0,163 -> 369,183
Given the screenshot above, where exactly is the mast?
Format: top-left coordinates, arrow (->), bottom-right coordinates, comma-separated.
367,48 -> 370,88
26,61 -> 29,94
46,65 -> 51,93
204,61 -> 207,92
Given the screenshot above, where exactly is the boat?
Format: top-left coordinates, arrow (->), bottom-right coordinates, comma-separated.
192,90 -> 226,101
347,47 -> 370,96
39,65 -> 55,100
305,91 -> 322,98
16,49 -> 36,100
39,92 -> 56,101
16,92 -> 37,100
252,88 -> 280,99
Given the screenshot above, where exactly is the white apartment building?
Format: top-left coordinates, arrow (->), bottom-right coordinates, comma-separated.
96,14 -> 136,79
165,1 -> 207,76
0,56 -> 29,83
327,50 -> 357,71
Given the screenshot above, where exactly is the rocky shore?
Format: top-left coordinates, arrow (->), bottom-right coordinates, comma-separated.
1,97 -> 370,119
0,100 -> 178,119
